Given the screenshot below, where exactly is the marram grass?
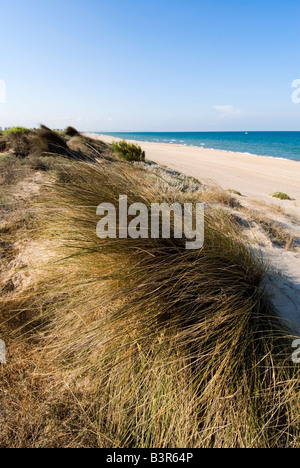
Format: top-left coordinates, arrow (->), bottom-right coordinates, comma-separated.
22,160 -> 299,448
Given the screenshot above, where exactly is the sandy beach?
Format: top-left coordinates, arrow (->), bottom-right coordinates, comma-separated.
87,133 -> 300,217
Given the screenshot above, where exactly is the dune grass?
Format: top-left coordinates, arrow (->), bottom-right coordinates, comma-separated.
0,125 -> 115,162
202,187 -> 241,208
9,161 -> 297,447
0,137 -> 300,447
65,126 -> 80,137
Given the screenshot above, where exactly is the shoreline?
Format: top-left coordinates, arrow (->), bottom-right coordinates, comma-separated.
94,133 -> 300,164
91,132 -> 300,164
85,133 -> 300,217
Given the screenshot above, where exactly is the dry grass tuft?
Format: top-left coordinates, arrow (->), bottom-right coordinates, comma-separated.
202,187 -> 241,209
142,162 -> 202,193
248,210 -> 295,250
67,134 -> 115,162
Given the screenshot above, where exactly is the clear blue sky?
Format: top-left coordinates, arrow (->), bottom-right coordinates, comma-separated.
1,0 -> 300,131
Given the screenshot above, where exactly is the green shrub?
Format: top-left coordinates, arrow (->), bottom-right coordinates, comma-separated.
271,192 -> 292,201
112,139 -> 145,162
3,126 -> 30,135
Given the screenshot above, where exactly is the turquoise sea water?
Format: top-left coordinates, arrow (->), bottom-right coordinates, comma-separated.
99,132 -> 300,162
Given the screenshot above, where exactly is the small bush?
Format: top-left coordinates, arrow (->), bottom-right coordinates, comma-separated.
271,192 -> 292,201
3,127 -> 30,135
112,139 -> 145,162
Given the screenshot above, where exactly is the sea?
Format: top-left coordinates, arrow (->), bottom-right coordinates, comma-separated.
99,132 -> 300,162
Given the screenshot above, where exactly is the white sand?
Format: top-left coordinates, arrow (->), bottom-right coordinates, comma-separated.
86,133 -> 300,336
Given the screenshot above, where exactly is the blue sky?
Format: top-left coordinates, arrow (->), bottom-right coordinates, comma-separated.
0,0 -> 300,131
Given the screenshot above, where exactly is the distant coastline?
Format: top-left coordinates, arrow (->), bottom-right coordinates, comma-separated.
97,131 -> 300,162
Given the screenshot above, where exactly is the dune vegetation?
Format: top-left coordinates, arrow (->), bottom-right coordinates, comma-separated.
271,192 -> 292,201
112,139 -> 146,162
0,126 -> 299,448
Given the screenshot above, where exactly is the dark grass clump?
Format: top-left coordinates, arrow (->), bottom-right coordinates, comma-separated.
35,127 -> 105,161
36,125 -> 69,156
6,133 -> 32,158
112,139 -> 146,162
65,126 -> 80,137
0,137 -> 8,153
67,135 -> 116,162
